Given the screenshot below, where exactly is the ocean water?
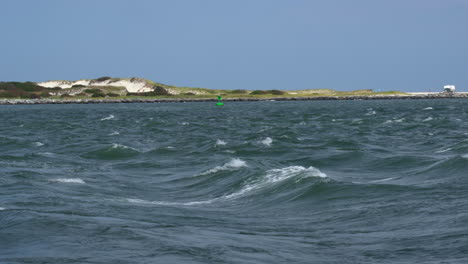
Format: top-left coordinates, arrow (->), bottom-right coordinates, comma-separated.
1,99 -> 468,263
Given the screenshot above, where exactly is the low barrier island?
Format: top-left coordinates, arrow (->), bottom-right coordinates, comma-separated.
0,77 -> 465,105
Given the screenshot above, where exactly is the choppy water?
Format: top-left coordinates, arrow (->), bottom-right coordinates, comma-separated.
1,99 -> 468,263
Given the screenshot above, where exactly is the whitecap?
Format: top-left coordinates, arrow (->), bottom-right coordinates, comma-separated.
369,177 -> 395,183
180,122 -> 189,125
224,166 -> 327,199
462,154 -> 468,159
365,110 -> 377,116
215,139 -> 227,146
199,158 -> 247,175
38,152 -> 55,156
108,131 -> 120,136
261,137 -> 273,146
223,150 -> 235,153
0,207 -> 5,210
101,114 -> 114,121
51,178 -> 85,184
127,198 -> 214,206
128,165 -> 326,207
33,142 -> 44,147
166,146 -> 175,149
423,107 -> 433,110
435,148 -> 452,153
111,143 -> 139,152
384,118 -> 405,124
299,121 -> 306,125
423,117 -> 433,122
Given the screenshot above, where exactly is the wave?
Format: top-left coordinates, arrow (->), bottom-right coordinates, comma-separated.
82,143 -> 140,160
108,131 -> 120,136
261,137 -> 273,146
384,118 -> 405,124
199,158 -> 247,175
223,165 -> 327,200
435,148 -> 452,153
33,142 -> 44,147
215,139 -> 227,146
101,114 -> 115,121
127,198 -> 214,206
128,165 -> 327,207
423,107 -> 433,110
51,178 -> 85,184
423,117 -> 433,122
368,177 -> 396,183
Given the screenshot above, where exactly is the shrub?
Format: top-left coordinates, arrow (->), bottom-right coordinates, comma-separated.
91,92 -> 106,97
269,90 -> 285,95
182,92 -> 196,96
153,85 -> 170,95
11,82 -> 44,92
95,76 -> 111,82
0,91 -> 17,98
251,90 -> 268,95
72,84 -> 86,88
75,93 -> 88,97
0,82 -> 16,90
60,94 -> 73,98
106,93 -> 119,97
230,89 -> 247,94
40,92 -> 51,97
84,88 -> 102,94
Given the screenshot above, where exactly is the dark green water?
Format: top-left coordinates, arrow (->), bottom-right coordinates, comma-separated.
1,100 -> 468,263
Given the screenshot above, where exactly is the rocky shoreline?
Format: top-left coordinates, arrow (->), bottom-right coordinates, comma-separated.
1,94 -> 467,105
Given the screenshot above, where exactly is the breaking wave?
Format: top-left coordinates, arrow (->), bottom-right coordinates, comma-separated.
128,165 -> 327,207
82,143 -> 140,159
101,114 -> 115,121
199,158 -> 247,175
51,178 -> 86,184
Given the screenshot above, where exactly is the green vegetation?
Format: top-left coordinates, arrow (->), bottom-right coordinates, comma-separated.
0,78 -> 409,100
0,82 -> 51,98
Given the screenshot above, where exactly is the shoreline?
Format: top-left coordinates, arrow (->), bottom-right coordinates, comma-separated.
1,94 -> 467,105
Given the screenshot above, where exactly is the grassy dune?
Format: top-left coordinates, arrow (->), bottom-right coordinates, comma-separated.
0,78 -> 408,99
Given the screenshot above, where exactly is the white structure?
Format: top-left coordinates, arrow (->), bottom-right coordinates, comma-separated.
443,85 -> 456,94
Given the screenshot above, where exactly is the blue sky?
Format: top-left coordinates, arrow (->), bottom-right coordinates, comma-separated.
0,0 -> 467,92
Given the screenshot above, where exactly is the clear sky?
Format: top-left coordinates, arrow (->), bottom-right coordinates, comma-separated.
0,0 -> 467,92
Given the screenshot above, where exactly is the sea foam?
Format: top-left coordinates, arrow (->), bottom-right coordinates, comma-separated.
200,158 -> 247,175
128,165 -> 326,207
52,178 -> 86,184
224,166 -> 327,200
215,139 -> 227,146
261,137 -> 273,146
101,114 -> 115,121
369,177 -> 395,183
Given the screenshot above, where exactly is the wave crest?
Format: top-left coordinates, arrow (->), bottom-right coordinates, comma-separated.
51,178 -> 85,184
199,158 -> 247,175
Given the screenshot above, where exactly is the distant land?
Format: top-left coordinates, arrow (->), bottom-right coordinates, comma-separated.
0,77 -> 466,104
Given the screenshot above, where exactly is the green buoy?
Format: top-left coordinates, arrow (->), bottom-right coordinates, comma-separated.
216,95 -> 224,106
